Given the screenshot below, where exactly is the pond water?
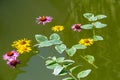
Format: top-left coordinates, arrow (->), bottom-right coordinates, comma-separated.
0,0 -> 120,80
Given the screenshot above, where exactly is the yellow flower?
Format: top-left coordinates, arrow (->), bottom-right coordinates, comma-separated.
12,38 -> 31,48
17,46 -> 32,54
52,25 -> 64,32
11,38 -> 32,54
79,39 -> 94,46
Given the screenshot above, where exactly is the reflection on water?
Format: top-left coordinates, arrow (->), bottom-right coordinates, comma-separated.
0,0 -> 120,80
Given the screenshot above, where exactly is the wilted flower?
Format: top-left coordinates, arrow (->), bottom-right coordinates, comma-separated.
52,25 -> 64,32
3,50 -> 19,61
72,24 -> 82,32
79,39 -> 94,46
36,16 -> 52,25
7,58 -> 20,68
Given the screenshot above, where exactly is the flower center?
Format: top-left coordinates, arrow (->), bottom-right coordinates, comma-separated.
84,39 -> 90,43
20,41 -> 26,45
40,16 -> 47,21
75,25 -> 81,29
10,60 -> 19,66
7,52 -> 14,56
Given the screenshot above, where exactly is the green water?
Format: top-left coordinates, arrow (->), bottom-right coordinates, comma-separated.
0,0 -> 120,80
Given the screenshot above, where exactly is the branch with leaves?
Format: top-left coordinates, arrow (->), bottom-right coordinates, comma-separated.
2,13 -> 107,80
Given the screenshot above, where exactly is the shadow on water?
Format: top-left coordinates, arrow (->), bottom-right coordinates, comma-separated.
0,0 -> 120,80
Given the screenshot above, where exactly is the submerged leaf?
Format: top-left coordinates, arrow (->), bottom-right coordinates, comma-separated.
55,44 -> 66,54
93,35 -> 103,41
77,69 -> 91,79
66,47 -> 76,56
50,33 -> 60,40
35,34 -> 48,43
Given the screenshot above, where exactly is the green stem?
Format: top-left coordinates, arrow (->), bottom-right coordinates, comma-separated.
37,54 -> 46,60
69,72 -> 78,80
80,55 -> 98,69
92,27 -> 96,36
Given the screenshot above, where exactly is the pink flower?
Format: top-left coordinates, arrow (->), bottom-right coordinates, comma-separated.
7,58 -> 20,68
3,50 -> 19,61
71,24 -> 82,32
36,16 -> 52,25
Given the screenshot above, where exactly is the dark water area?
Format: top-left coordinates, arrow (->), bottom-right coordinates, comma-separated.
0,0 -> 120,80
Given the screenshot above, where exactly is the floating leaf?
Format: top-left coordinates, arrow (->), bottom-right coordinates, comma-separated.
62,77 -> 74,80
66,47 -> 76,56
95,15 -> 107,20
53,65 -> 64,76
55,44 -> 66,54
92,22 -> 107,28
93,35 -> 103,41
35,34 -> 48,43
70,65 -> 82,73
83,13 -> 94,19
81,24 -> 93,29
50,33 -> 60,40
85,55 -> 95,64
77,69 -> 91,79
73,44 -> 87,49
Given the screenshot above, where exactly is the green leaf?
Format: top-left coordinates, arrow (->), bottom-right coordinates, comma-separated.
73,44 -> 87,49
83,13 -> 94,19
38,41 -> 53,47
46,63 -> 59,70
56,57 -> 65,63
35,34 -> 48,43
45,60 -> 56,66
93,35 -> 103,41
49,40 -> 63,45
81,24 -> 93,29
88,16 -> 97,21
85,55 -> 95,64
77,69 -> 91,79
95,15 -> 107,20
70,65 -> 82,73
63,60 -> 75,63
66,47 -> 76,56
92,22 -> 107,28
59,70 -> 68,76
55,44 -> 67,54
50,33 -> 60,40
62,77 -> 74,80
53,65 -> 64,76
